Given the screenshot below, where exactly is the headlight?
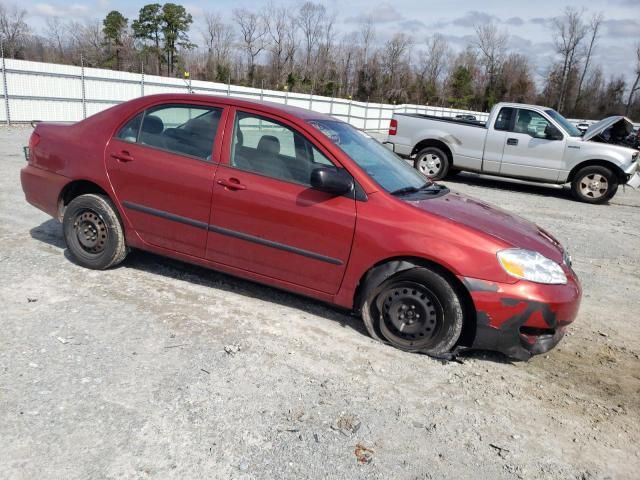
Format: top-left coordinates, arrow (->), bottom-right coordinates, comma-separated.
497,249 -> 567,284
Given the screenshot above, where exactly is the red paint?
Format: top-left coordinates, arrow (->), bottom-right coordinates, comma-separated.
20,94 -> 582,357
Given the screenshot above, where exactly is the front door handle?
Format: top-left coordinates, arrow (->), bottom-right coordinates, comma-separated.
217,178 -> 246,191
506,138 -> 519,146
111,151 -> 134,163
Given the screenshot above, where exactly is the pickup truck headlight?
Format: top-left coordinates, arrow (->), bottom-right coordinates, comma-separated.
497,249 -> 567,284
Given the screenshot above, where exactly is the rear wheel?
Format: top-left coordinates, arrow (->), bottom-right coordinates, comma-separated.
413,147 -> 450,180
362,268 -> 464,356
62,194 -> 128,269
571,165 -> 618,204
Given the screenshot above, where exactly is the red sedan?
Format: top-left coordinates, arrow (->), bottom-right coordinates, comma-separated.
20,94 -> 581,360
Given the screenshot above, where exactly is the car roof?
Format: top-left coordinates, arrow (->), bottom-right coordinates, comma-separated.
138,93 -> 338,122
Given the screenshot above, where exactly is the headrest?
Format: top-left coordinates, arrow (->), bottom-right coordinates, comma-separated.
236,126 -> 244,146
142,115 -> 164,134
518,111 -> 531,122
257,135 -> 280,156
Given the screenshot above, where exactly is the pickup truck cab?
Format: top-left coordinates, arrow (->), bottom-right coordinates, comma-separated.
385,103 -> 639,203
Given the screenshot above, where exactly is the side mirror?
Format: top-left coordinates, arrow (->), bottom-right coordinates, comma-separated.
544,124 -> 563,141
310,167 -> 354,195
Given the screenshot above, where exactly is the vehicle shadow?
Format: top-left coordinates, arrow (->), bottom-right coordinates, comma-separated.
442,172 -> 574,201
29,218 -> 368,337
30,218 -> 518,364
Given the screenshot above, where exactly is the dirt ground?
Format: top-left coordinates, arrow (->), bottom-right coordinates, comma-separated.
1,126 -> 639,479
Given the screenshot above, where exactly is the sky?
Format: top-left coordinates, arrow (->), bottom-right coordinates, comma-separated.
15,0 -> 640,86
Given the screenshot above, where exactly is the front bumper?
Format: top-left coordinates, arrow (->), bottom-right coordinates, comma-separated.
462,272 -> 582,360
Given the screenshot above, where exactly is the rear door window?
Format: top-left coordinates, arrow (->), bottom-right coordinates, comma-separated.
116,104 -> 223,161
494,107 -> 514,131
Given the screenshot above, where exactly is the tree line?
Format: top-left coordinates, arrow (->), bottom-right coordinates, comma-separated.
1,1 -> 639,120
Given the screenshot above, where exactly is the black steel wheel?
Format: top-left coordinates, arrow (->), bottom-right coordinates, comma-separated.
362,267 -> 464,356
63,194 -> 128,269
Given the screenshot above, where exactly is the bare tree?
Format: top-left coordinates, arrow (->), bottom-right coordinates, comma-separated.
262,3 -> 296,87
358,15 -> 375,65
626,44 -> 640,116
473,23 -> 508,102
0,2 -> 29,58
382,33 -> 411,98
575,12 -> 603,110
297,2 -> 326,75
202,13 -> 234,78
552,7 -> 587,112
45,17 -> 70,63
417,34 -> 450,102
233,8 -> 266,86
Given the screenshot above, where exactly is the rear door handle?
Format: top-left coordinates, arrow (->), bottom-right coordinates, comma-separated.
111,151 -> 134,163
506,138 -> 519,146
217,178 -> 246,191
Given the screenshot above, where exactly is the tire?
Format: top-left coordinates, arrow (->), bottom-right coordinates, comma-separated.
413,147 -> 451,180
571,165 -> 619,204
62,194 -> 128,270
362,267 -> 464,356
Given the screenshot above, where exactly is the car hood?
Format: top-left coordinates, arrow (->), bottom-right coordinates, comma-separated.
406,190 -> 564,262
582,115 -> 633,141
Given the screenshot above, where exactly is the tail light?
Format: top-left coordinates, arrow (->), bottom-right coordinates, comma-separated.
389,119 -> 397,136
26,132 -> 40,162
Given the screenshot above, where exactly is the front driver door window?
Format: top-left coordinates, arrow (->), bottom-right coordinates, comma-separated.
206,110 -> 356,294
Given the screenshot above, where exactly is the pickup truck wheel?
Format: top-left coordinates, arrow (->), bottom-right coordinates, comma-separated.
414,147 -> 450,180
571,166 -> 619,204
62,194 -> 128,270
362,268 -> 463,356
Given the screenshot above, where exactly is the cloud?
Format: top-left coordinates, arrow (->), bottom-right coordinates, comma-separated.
344,3 -> 404,24
602,19 -> 640,38
530,17 -> 554,27
451,11 -> 499,28
506,17 -> 524,27
34,3 -> 90,17
398,20 -> 427,31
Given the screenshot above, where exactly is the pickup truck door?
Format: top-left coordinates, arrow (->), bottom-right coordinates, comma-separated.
498,108 -> 566,182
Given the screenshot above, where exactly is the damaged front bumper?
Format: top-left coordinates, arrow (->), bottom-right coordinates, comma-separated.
462,273 -> 582,361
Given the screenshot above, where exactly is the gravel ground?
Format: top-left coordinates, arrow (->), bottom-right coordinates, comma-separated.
1,125 -> 639,479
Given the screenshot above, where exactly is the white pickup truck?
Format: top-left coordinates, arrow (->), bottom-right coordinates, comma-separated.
384,102 -> 639,203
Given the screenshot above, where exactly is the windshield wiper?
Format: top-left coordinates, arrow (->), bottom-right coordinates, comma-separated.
390,183 -> 442,196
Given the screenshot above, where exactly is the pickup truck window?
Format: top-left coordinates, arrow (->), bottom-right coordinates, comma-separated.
308,120 -> 428,193
514,110 -> 554,139
494,107 -> 514,131
545,109 -> 582,137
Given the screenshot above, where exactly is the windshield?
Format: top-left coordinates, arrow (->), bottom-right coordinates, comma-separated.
307,120 -> 429,193
545,109 -> 582,137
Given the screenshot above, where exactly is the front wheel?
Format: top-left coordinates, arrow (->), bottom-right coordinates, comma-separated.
570,165 -> 618,204
413,147 -> 450,180
362,268 -> 464,356
62,194 -> 128,269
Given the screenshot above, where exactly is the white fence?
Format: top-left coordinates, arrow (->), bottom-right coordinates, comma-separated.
0,58 -> 489,129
